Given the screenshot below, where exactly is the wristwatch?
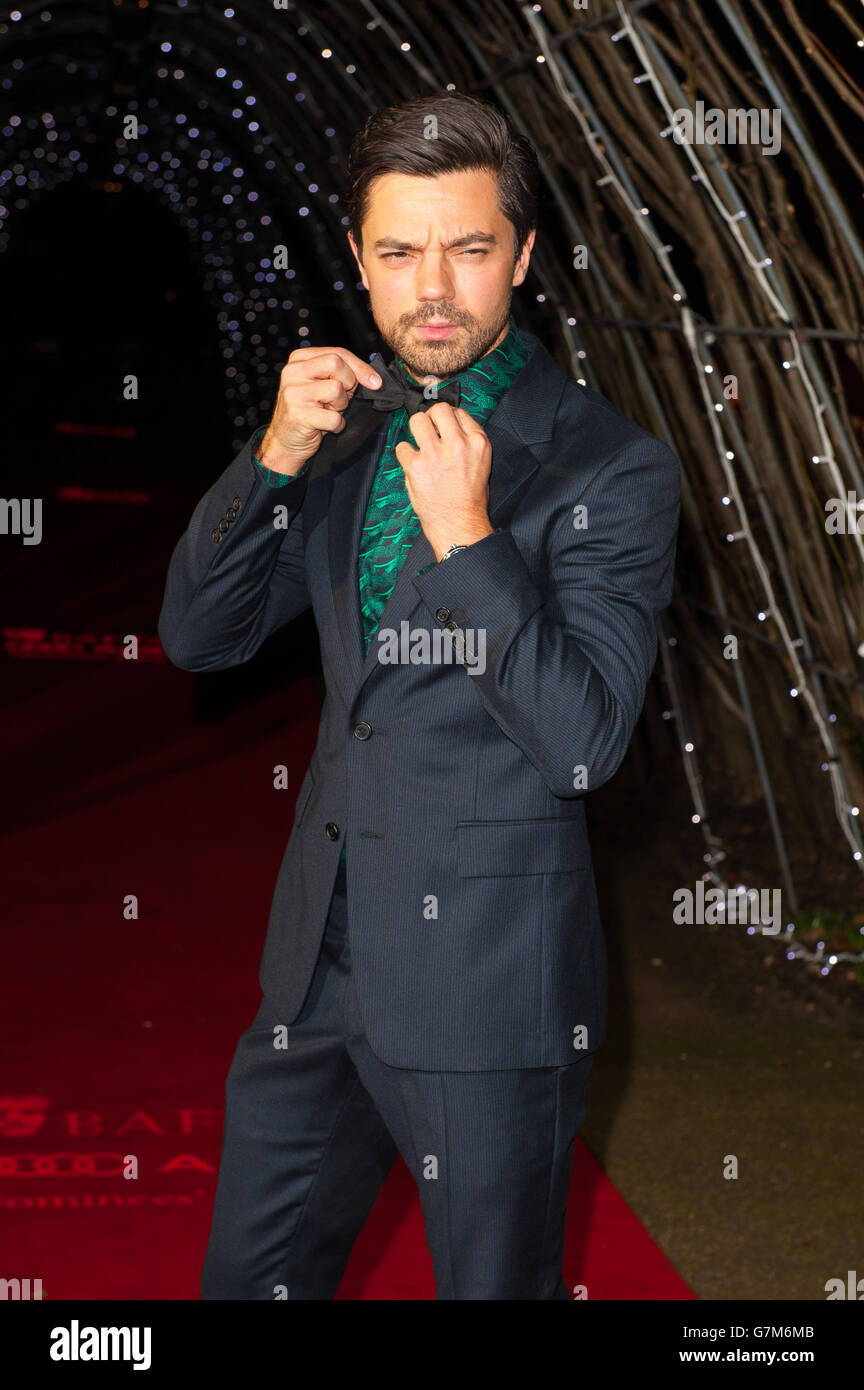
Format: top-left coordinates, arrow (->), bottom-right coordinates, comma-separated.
440,543 -> 469,562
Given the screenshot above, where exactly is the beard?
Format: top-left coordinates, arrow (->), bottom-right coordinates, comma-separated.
371,298 -> 512,382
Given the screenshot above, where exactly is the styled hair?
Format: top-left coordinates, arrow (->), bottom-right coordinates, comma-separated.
345,90 -> 539,262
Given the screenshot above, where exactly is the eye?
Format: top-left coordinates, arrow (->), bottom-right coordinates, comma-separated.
381,248 -> 488,262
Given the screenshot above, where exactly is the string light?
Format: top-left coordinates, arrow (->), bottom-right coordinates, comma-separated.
541,0 -> 864,840
2,1 -> 861,971
0,14 -> 368,453
524,0 -> 864,970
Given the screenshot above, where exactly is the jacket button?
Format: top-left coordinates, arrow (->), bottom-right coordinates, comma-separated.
325,822 -> 340,840
435,607 -> 451,622
232,496 -> 242,508
353,722 -> 372,740
445,619 -> 459,631
219,518 -> 230,533
211,529 -> 222,543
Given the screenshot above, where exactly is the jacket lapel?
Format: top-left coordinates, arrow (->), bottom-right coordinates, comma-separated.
325,329 -> 566,708
325,416 -> 389,704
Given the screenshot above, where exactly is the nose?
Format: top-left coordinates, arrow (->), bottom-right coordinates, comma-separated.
415,251 -> 456,305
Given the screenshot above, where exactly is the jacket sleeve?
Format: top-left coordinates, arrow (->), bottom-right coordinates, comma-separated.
157,432 -> 313,672
411,433 -> 681,797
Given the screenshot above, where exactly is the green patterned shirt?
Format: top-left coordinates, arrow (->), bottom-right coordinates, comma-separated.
251,315 -> 530,864
354,316 -> 528,643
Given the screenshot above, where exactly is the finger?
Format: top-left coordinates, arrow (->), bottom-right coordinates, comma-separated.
301,376 -> 349,412
394,437 -> 419,464
422,401 -> 467,440
453,406 -> 485,434
300,404 -> 348,435
282,351 -> 356,398
405,410 -> 438,445
288,346 -> 382,392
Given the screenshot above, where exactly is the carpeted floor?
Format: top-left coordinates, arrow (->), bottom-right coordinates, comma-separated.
0,658 -> 693,1300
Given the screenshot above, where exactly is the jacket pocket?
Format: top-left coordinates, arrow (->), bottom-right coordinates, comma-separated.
455,817 -> 588,877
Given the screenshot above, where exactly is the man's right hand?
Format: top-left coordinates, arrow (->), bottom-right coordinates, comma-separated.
256,346 -> 383,475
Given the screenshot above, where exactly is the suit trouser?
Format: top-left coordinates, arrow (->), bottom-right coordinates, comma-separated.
201,860 -> 594,1300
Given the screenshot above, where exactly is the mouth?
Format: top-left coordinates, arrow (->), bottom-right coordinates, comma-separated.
413,323 -> 460,340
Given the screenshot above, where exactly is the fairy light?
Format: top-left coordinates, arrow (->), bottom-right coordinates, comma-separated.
0,6 -> 378,452
594,2 -> 864,871
523,0 -> 864,970
3,0 -> 861,965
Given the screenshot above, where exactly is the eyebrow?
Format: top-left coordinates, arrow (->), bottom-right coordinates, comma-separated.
373,232 -> 498,251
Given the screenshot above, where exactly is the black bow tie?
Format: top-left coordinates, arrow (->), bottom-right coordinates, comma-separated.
354,351 -> 461,416
298,350 -> 462,475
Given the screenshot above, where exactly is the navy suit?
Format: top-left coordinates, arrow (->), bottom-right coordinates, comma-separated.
158,325 -> 680,1297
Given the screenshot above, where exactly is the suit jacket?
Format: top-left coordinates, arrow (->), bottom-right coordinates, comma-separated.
158,326 -> 681,1070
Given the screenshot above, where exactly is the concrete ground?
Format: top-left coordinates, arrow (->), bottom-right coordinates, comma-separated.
581,770 -> 864,1301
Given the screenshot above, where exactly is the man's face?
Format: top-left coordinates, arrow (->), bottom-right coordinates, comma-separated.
347,167 -> 534,383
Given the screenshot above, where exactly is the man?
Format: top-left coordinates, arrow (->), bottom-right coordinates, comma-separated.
158,90 -> 681,1300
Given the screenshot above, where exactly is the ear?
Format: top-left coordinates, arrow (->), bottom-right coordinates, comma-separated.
347,231 -> 370,290
512,228 -> 536,287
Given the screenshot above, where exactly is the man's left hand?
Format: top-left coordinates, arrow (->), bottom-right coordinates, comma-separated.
395,403 -> 495,562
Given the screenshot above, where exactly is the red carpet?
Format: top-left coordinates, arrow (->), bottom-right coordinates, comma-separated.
0,661 -> 694,1300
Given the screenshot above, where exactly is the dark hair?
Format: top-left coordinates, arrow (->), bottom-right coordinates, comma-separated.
345,90 -> 539,263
